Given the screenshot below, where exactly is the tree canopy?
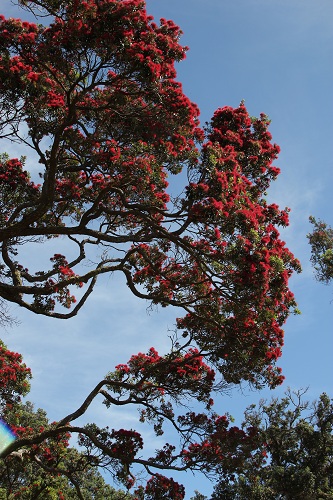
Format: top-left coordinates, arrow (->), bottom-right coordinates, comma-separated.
307,216 -> 333,285
0,0 -> 300,386
0,0 -> 303,497
210,390 -> 333,499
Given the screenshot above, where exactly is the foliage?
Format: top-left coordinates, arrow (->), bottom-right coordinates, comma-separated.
307,216 -> 333,284
211,390 -> 333,499
0,0 -> 302,497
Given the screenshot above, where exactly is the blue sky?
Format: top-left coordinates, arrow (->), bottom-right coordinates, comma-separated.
1,0 -> 333,497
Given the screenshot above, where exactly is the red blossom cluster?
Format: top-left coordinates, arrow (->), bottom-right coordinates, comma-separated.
0,341 -> 31,407
0,155 -> 40,227
135,474 -> 185,500
114,346 -> 215,408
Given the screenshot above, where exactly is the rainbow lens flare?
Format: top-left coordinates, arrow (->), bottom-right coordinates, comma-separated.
0,419 -> 16,455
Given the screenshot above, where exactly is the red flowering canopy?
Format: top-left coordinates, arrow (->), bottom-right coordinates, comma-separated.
0,0 -> 301,497
0,0 -> 299,389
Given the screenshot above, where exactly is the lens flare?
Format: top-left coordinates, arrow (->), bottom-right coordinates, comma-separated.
0,419 -> 16,455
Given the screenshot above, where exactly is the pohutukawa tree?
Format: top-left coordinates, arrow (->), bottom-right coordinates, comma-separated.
0,0 -> 300,497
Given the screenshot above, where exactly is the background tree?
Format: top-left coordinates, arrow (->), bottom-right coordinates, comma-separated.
307,216 -> 333,285
190,491 -> 208,500
0,0 -> 301,496
211,390 -> 333,500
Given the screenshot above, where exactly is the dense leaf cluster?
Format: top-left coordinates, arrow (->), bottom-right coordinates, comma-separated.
211,390 -> 333,499
307,216 -> 333,284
